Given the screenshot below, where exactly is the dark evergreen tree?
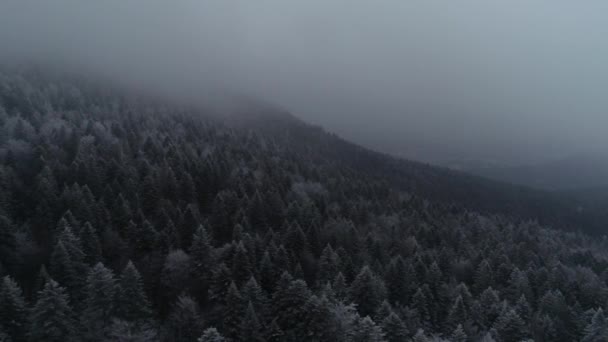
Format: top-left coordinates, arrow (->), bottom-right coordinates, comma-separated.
79,222 -> 102,266
198,327 -> 226,342
451,324 -> 467,342
384,255 -> 411,305
349,266 -> 386,317
165,295 -> 204,342
209,263 -> 232,304
582,308 -> 608,342
0,276 -> 28,341
381,311 -> 409,342
115,261 -> 153,323
493,309 -> 527,342
29,280 -> 77,342
223,282 -> 244,340
350,316 -> 385,342
81,263 -> 117,340
239,302 -> 264,342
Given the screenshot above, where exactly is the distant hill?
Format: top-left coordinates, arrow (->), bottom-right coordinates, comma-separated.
461,155 -> 608,191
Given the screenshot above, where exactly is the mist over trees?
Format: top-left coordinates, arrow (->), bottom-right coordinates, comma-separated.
1,70 -> 608,341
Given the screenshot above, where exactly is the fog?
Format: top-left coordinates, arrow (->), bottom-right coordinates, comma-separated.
1,0 -> 607,165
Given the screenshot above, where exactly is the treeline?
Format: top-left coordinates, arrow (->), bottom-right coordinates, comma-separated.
1,70 -> 608,341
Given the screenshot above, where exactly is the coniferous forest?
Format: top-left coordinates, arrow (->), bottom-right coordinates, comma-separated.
2,70 -> 608,342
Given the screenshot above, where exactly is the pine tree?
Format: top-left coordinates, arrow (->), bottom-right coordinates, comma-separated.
451,324 -> 467,342
582,308 -> 608,342
0,276 -> 28,341
241,276 -> 268,321
81,263 -> 118,340
106,319 -> 158,341
493,308 -> 527,342
49,241 -> 80,294
165,295 -> 204,341
223,282 -> 244,340
34,265 -> 51,295
198,327 -> 226,342
318,244 -> 340,285
115,261 -> 152,322
515,294 -> 532,323
265,319 -> 285,342
447,295 -> 468,331
189,225 -> 214,283
474,260 -> 494,294
349,266 -> 386,317
79,222 -> 102,266
239,302 -> 264,342
374,300 -> 393,323
272,278 -> 311,336
179,205 -> 200,248
412,287 -> 431,327
412,329 -> 429,342
259,251 -> 277,293
209,263 -> 232,304
384,255 -> 411,305
29,280 -> 77,342
478,287 -> 500,328
381,312 -> 409,342
231,241 -> 252,287
350,316 -> 386,342
302,295 -> 336,342
332,272 -> 348,300
0,216 -> 16,275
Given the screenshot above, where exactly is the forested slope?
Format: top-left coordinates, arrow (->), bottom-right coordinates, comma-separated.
1,70 -> 608,341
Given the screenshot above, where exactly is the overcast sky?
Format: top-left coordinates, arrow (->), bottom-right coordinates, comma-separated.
1,0 -> 607,164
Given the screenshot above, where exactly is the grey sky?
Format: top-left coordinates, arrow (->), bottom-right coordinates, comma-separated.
1,0 -> 607,163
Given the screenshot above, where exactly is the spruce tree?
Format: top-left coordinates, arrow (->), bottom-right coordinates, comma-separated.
231,241 -> 252,287
0,276 -> 28,341
241,276 -> 268,321
198,327 -> 226,342
209,263 -> 232,304
189,225 -> 214,283
81,263 -> 118,340
446,295 -> 468,331
384,255 -> 410,305
412,287 -> 430,327
29,280 -> 77,342
451,324 -> 467,342
349,266 -> 386,317
223,282 -> 244,340
49,241 -> 79,293
259,251 -> 277,294
115,261 -> 152,323
381,311 -> 409,342
302,295 -> 336,342
493,308 -> 527,342
79,222 -> 102,266
239,302 -> 264,342
350,316 -> 386,342
582,308 -> 608,342
318,244 -> 340,285
265,319 -> 285,342
165,295 -> 204,342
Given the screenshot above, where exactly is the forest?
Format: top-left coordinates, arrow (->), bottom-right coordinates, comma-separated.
1,69 -> 608,341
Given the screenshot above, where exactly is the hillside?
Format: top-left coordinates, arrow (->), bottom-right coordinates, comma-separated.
1,70 -> 608,341
463,156 -> 608,191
